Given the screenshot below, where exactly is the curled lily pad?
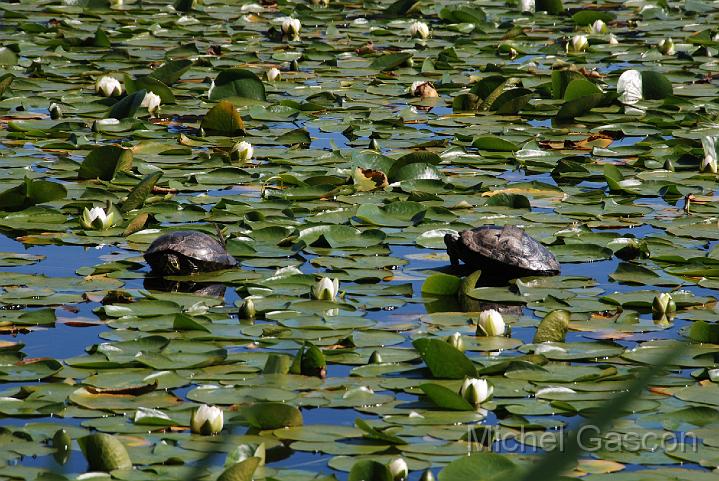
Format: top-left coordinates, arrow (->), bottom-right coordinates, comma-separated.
78,145 -> 133,181
244,402 -> 303,430
201,101 -> 245,135
209,68 -> 266,103
533,310 -> 571,343
78,433 -> 132,472
0,177 -> 66,211
413,338 -> 477,379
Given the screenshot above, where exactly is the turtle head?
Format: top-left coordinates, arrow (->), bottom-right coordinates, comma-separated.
444,232 -> 461,267
164,253 -> 182,275
444,232 -> 460,248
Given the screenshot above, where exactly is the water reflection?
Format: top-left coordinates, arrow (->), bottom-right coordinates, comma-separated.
143,276 -> 227,298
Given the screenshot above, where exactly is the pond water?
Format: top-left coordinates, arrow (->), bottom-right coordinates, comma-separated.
1,1 -> 719,481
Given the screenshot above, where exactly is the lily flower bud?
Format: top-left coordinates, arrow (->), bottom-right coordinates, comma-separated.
657,38 -> 675,56
190,404 -> 223,435
568,34 -> 588,53
388,457 -> 408,481
230,140 -> 253,162
446,332 -> 464,351
95,76 -> 122,97
459,378 -> 494,407
476,309 -> 505,337
282,18 -> 301,40
590,19 -> 608,34
312,277 -> 339,301
140,91 -> 161,117
267,67 -> 281,82
409,21 -> 430,40
652,292 -> 676,320
239,298 -> 256,319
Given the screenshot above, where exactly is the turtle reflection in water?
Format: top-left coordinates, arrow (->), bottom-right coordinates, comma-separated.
143,277 -> 227,298
444,225 -> 560,281
143,230 -> 237,296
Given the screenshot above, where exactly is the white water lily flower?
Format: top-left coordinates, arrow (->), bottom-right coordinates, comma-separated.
95,76 -> 122,97
590,19 -> 608,34
608,33 -> 619,45
460,378 -> 493,406
536,386 -> 576,398
267,67 -> 281,82
520,0 -> 535,13
80,206 -> 116,230
477,309 -> 505,337
617,69 -> 642,105
409,21 -> 430,39
388,457 -> 408,481
702,137 -> 719,174
312,276 -> 339,301
281,17 -> 301,40
190,404 -> 223,435
568,34 -> 588,53
231,140 -> 253,162
658,38 -> 675,55
141,91 -> 161,116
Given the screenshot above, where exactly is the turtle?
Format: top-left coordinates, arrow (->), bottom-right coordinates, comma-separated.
444,225 -> 560,279
144,230 -> 237,275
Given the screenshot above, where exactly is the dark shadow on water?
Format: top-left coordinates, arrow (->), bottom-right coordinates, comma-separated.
143,277 -> 227,298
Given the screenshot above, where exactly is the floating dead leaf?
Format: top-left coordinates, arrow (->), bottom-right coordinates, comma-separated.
571,459 -> 624,475
122,435 -> 153,447
412,82 -> 438,98
539,134 -> 613,151
648,386 -> 673,396
483,187 -> 565,199
575,134 -> 614,150
352,167 -> 388,192
17,357 -> 54,365
61,319 -> 104,327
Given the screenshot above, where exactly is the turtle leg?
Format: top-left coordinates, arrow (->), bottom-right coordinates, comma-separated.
448,243 -> 460,267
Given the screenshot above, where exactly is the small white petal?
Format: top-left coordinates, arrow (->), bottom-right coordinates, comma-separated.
617,69 -> 643,105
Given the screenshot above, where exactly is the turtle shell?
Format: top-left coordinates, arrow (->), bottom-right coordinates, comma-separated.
444,225 -> 560,277
144,230 -> 237,275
